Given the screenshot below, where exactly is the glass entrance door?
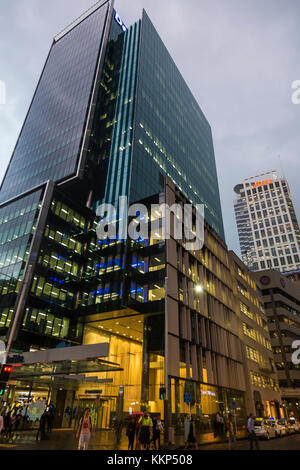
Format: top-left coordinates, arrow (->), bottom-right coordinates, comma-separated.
76,398 -> 112,429
98,399 -> 110,429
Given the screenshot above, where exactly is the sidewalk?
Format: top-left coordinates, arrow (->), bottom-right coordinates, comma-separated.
2,428 -> 300,451
0,429 -> 130,450
0,428 -> 244,451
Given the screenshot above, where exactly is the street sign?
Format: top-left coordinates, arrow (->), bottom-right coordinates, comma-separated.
184,393 -> 192,403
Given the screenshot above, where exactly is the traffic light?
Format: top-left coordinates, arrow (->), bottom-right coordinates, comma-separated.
159,387 -> 166,400
0,365 -> 12,398
0,365 -> 12,382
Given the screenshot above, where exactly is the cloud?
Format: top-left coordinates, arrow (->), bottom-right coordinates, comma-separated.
1,0 -> 300,255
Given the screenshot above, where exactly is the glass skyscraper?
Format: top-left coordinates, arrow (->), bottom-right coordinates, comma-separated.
0,3 -> 111,204
104,10 -> 224,241
0,0 -> 224,349
0,1 -> 240,434
0,0 -> 118,352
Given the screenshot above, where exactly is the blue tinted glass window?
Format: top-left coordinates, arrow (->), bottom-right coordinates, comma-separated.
0,4 -> 109,204
131,12 -> 224,239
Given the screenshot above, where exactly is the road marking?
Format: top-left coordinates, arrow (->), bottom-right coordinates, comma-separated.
0,443 -> 16,448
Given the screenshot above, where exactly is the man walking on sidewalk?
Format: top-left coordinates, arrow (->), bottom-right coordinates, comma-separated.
36,410 -> 47,441
247,414 -> 259,450
226,414 -> 236,450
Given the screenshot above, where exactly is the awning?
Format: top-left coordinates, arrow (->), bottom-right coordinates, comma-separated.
11,358 -> 122,380
8,343 -> 123,390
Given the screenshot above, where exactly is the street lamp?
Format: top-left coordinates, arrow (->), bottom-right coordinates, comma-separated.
195,285 -> 203,293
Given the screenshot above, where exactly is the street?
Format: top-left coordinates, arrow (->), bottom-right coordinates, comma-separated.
200,433 -> 300,450
1,429 -> 300,451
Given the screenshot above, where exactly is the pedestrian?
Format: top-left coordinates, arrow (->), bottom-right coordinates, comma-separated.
36,410 -> 47,441
247,413 -> 259,450
126,416 -> 136,450
152,414 -> 164,450
49,403 -> 55,427
212,414 -> 218,438
135,416 -> 141,450
10,413 -> 17,442
4,411 -> 11,439
76,407 -> 93,451
216,412 -> 222,436
184,415 -> 190,443
138,411 -> 153,450
4,411 -> 14,442
46,410 -> 52,433
14,411 -> 22,439
184,418 -> 198,450
226,413 -> 236,450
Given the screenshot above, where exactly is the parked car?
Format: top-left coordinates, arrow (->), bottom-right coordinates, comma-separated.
287,418 -> 300,433
264,418 -> 285,437
277,418 -> 290,435
254,418 -> 276,439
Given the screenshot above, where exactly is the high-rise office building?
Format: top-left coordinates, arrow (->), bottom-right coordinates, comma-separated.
255,270 -> 300,420
0,1 -> 224,356
0,1 -> 249,439
229,251 -> 281,419
234,170 -> 300,273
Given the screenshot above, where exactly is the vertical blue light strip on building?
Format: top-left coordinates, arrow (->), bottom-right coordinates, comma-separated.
103,20 -> 141,206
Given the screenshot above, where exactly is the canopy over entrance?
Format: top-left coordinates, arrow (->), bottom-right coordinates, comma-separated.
8,342 -> 123,389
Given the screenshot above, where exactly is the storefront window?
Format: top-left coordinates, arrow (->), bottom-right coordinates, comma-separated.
169,377 -> 247,439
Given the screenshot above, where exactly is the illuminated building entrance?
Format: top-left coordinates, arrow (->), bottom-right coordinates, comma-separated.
81,309 -> 165,421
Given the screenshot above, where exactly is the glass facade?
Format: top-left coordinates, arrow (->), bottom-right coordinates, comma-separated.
103,20 -> 141,206
0,190 -> 42,280
0,2 -> 110,204
0,186 -> 90,348
83,18 -> 126,204
18,194 -> 89,347
0,2 -> 122,350
0,189 -> 43,331
0,5 -> 226,344
0,5 -> 238,438
102,12 -> 224,240
132,12 -> 224,239
170,378 -> 246,438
